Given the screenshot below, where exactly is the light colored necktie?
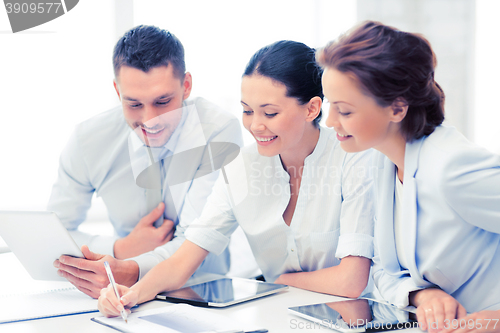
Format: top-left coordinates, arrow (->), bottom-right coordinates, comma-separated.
138,147 -> 164,227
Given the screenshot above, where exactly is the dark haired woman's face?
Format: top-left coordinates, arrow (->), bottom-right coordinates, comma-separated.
241,75 -> 312,157
322,68 -> 397,153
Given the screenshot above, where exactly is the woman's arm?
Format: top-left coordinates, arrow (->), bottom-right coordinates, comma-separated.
131,240 -> 209,303
98,240 -> 208,317
441,147 -> 500,234
278,149 -> 375,298
277,150 -> 376,298
274,256 -> 371,298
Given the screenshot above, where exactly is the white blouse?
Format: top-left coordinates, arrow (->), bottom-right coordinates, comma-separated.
185,127 -> 375,282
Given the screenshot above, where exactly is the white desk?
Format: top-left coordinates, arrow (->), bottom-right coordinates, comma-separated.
0,287 -> 345,333
0,234 -> 9,254
0,253 -> 422,333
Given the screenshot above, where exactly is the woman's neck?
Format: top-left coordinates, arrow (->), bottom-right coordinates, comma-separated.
280,125 -> 320,176
375,129 -> 406,183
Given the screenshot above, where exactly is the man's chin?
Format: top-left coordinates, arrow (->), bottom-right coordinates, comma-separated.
142,133 -> 172,148
143,139 -> 168,148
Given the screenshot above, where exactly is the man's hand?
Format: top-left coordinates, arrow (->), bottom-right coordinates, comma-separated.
411,288 -> 467,333
53,245 -> 139,299
114,202 -> 175,259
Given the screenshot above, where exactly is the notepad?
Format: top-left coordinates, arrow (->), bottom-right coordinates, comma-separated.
0,287 -> 98,324
0,252 -> 98,324
92,303 -> 267,333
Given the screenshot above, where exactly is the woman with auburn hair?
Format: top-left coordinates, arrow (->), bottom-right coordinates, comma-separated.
318,21 -> 500,333
96,40 -> 376,318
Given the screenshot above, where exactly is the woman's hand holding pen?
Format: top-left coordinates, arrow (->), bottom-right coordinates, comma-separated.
98,284 -> 139,318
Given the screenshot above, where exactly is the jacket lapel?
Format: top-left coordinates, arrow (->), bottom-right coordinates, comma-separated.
376,157 -> 400,273
402,138 -> 427,285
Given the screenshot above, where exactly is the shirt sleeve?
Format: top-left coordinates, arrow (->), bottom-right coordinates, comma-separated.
184,170 -> 240,256
131,116 -> 243,278
441,148 -> 500,234
336,149 -> 375,259
371,234 -> 428,308
130,172 -> 221,279
46,129 -> 117,255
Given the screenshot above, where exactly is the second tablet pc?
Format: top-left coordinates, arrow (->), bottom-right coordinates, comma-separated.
156,277 -> 288,307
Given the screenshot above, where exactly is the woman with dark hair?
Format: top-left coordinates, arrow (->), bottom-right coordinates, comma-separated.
317,21 -> 500,333
97,40 -> 375,316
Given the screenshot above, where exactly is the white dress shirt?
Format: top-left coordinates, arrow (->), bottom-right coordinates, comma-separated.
47,97 -> 243,278
185,127 -> 375,282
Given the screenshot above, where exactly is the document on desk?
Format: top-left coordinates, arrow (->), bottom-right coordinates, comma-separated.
0,252 -> 98,324
0,287 -> 98,324
92,303 -> 268,333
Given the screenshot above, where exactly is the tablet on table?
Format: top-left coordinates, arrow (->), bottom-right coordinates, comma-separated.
156,277 -> 288,307
288,295 -> 417,332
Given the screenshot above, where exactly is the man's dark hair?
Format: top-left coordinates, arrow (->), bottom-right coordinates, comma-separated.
113,25 -> 186,79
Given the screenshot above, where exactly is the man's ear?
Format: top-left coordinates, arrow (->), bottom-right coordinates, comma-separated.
390,97 -> 408,123
305,96 -> 322,123
113,80 -> 121,101
182,72 -> 193,100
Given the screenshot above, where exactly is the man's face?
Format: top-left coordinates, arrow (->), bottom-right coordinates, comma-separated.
114,65 -> 192,147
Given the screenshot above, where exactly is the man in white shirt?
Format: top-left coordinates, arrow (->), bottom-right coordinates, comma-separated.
50,25 -> 242,298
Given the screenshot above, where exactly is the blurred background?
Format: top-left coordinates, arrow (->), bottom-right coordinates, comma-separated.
0,0 -> 499,218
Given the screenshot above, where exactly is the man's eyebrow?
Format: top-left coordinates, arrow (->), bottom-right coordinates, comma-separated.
156,93 -> 175,100
123,93 -> 175,102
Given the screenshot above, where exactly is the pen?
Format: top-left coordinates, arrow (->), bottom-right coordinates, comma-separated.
103,261 -> 128,323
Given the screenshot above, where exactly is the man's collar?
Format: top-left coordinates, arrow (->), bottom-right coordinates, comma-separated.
163,102 -> 188,155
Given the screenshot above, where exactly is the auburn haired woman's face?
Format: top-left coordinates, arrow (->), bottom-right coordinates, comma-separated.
322,68 -> 396,153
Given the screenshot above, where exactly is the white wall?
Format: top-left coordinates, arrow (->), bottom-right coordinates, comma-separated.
475,0 -> 500,154
0,0 -> 357,214
133,0 -> 357,145
0,1 -> 118,216
1,0 -> 498,216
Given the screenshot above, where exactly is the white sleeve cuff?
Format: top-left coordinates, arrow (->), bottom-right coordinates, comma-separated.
131,236 -> 185,279
72,233 -> 116,257
393,278 -> 424,308
185,227 -> 230,256
129,251 -> 166,280
335,233 -> 374,259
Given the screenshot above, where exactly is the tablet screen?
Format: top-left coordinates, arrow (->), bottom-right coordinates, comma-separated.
0,211 -> 83,281
156,277 -> 287,307
289,298 -> 418,332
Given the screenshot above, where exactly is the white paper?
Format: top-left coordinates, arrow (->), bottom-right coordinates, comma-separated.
0,288 -> 97,324
0,253 -> 98,324
92,303 -> 264,333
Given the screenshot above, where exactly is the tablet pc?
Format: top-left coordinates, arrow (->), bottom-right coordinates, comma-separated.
0,211 -> 83,281
156,277 -> 288,307
288,297 -> 418,332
